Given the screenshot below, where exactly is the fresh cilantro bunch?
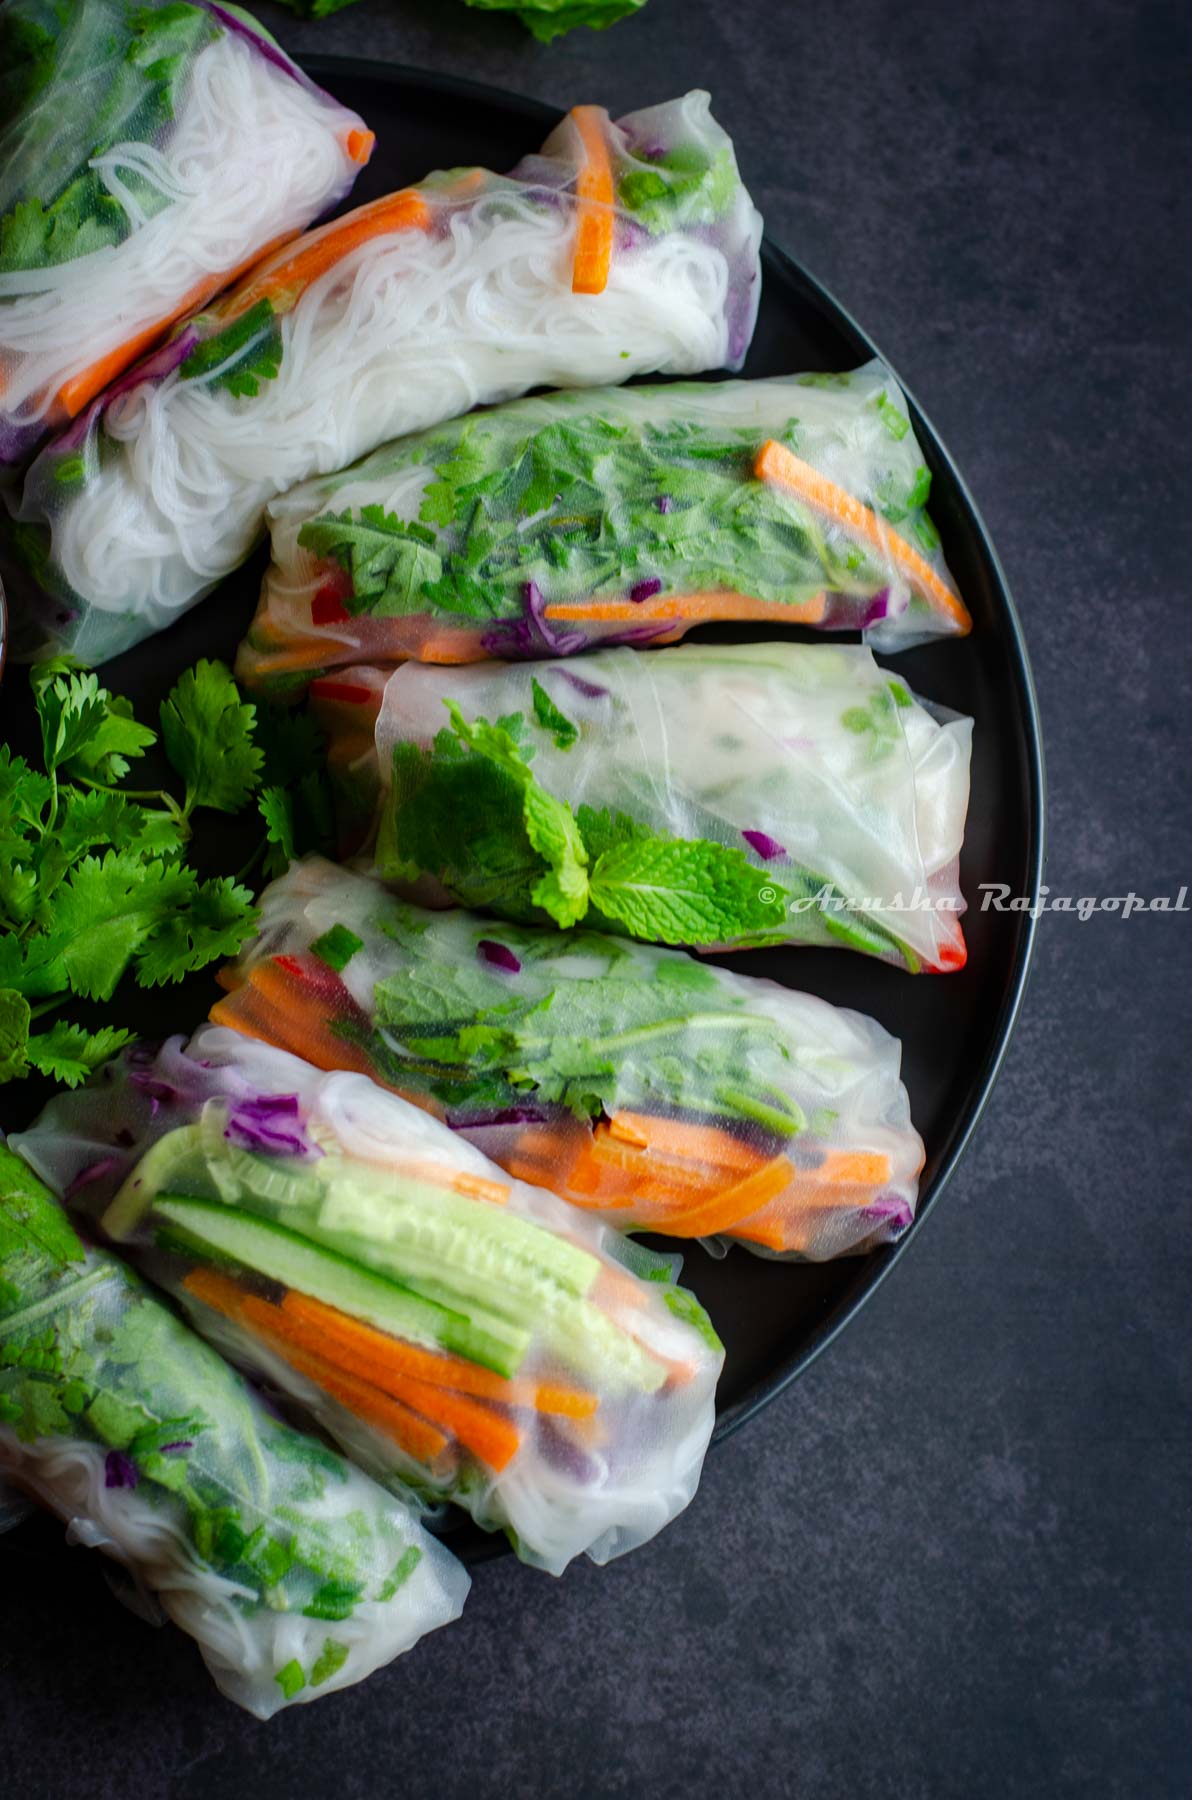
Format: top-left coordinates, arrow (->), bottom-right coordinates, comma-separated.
0,658 -> 332,1087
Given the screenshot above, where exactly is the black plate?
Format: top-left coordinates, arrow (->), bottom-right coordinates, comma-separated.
0,64 -> 1044,1550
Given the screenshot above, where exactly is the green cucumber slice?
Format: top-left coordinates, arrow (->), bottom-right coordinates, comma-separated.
152,1195 -> 528,1377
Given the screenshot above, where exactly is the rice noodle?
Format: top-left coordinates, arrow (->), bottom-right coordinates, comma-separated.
0,1 -> 369,470
10,90 -> 763,664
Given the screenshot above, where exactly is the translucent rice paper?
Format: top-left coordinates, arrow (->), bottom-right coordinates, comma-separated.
0,0 -> 372,477
316,643 -> 973,971
9,89 -> 763,664
210,859 -> 926,1260
237,362 -> 969,696
18,1030 -> 724,1575
0,1140 -> 467,1719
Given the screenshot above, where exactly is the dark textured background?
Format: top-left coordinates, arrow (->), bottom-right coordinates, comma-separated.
3,1 -> 1190,1794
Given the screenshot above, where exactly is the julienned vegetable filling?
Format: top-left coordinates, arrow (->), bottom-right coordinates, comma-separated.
210,858 -> 926,1261
16,1029 -> 724,1575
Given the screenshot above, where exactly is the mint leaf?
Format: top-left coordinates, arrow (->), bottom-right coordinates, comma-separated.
444,702 -> 590,928
588,837 -> 788,944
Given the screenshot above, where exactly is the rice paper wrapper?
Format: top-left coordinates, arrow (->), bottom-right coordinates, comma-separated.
209,858 -> 926,1260
16,1029 -> 724,1576
237,361 -> 969,697
0,0 -> 371,477
316,642 -> 972,971
7,89 -> 762,664
0,1140 -> 467,1718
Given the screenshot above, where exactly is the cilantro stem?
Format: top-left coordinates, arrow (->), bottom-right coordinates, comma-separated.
28,997 -> 68,1020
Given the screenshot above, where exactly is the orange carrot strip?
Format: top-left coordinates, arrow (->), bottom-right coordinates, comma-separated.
343,127 -> 375,165
280,1291 -> 596,1419
542,591 -> 829,626
179,1270 -> 452,1467
570,106 -> 615,295
52,230 -> 297,420
262,1332 -> 451,1463
754,440 -> 972,630
608,1111 -> 764,1173
377,1373 -> 520,1472
649,1155 -> 797,1238
209,965 -> 375,1078
215,189 -> 431,324
182,1265 -> 254,1320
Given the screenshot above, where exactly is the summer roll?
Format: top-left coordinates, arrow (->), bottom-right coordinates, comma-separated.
0,1140 -> 468,1718
17,1029 -> 724,1576
236,362 -> 969,695
8,90 -> 762,663
209,859 -> 926,1259
0,0 -> 373,476
313,643 -> 972,972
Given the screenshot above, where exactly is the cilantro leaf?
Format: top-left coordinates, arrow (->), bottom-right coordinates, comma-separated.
179,299 -> 283,398
297,506 -> 443,618
32,665 -> 107,775
24,1021 -> 137,1087
52,852 -> 197,1000
531,677 -> 579,749
160,660 -> 262,815
0,989 -> 31,1082
133,877 -> 257,987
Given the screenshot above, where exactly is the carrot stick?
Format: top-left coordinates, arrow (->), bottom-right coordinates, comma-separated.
607,1111 -> 764,1173
280,1292 -> 596,1419
366,1370 -> 520,1472
209,964 -> 375,1078
260,1330 -> 452,1464
570,106 -> 615,295
343,127 -> 375,165
754,440 -> 972,631
215,189 -> 432,325
179,1268 -> 453,1467
647,1155 -> 797,1238
52,230 -> 297,420
542,591 -> 829,626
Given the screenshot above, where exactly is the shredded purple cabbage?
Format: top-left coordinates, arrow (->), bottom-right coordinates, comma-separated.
224,1094 -> 321,1160
159,1441 -> 194,1455
656,496 -> 674,514
449,1103 -> 552,1130
104,1451 -> 138,1490
558,668 -> 609,701
742,830 -> 787,862
629,578 -> 663,604
861,588 -> 891,626
481,581 -> 586,659
863,1196 -> 914,1233
64,1156 -> 121,1202
477,939 -> 522,975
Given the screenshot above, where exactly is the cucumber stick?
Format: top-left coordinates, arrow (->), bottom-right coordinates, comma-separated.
103,1126 -> 206,1240
152,1195 -> 529,1376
